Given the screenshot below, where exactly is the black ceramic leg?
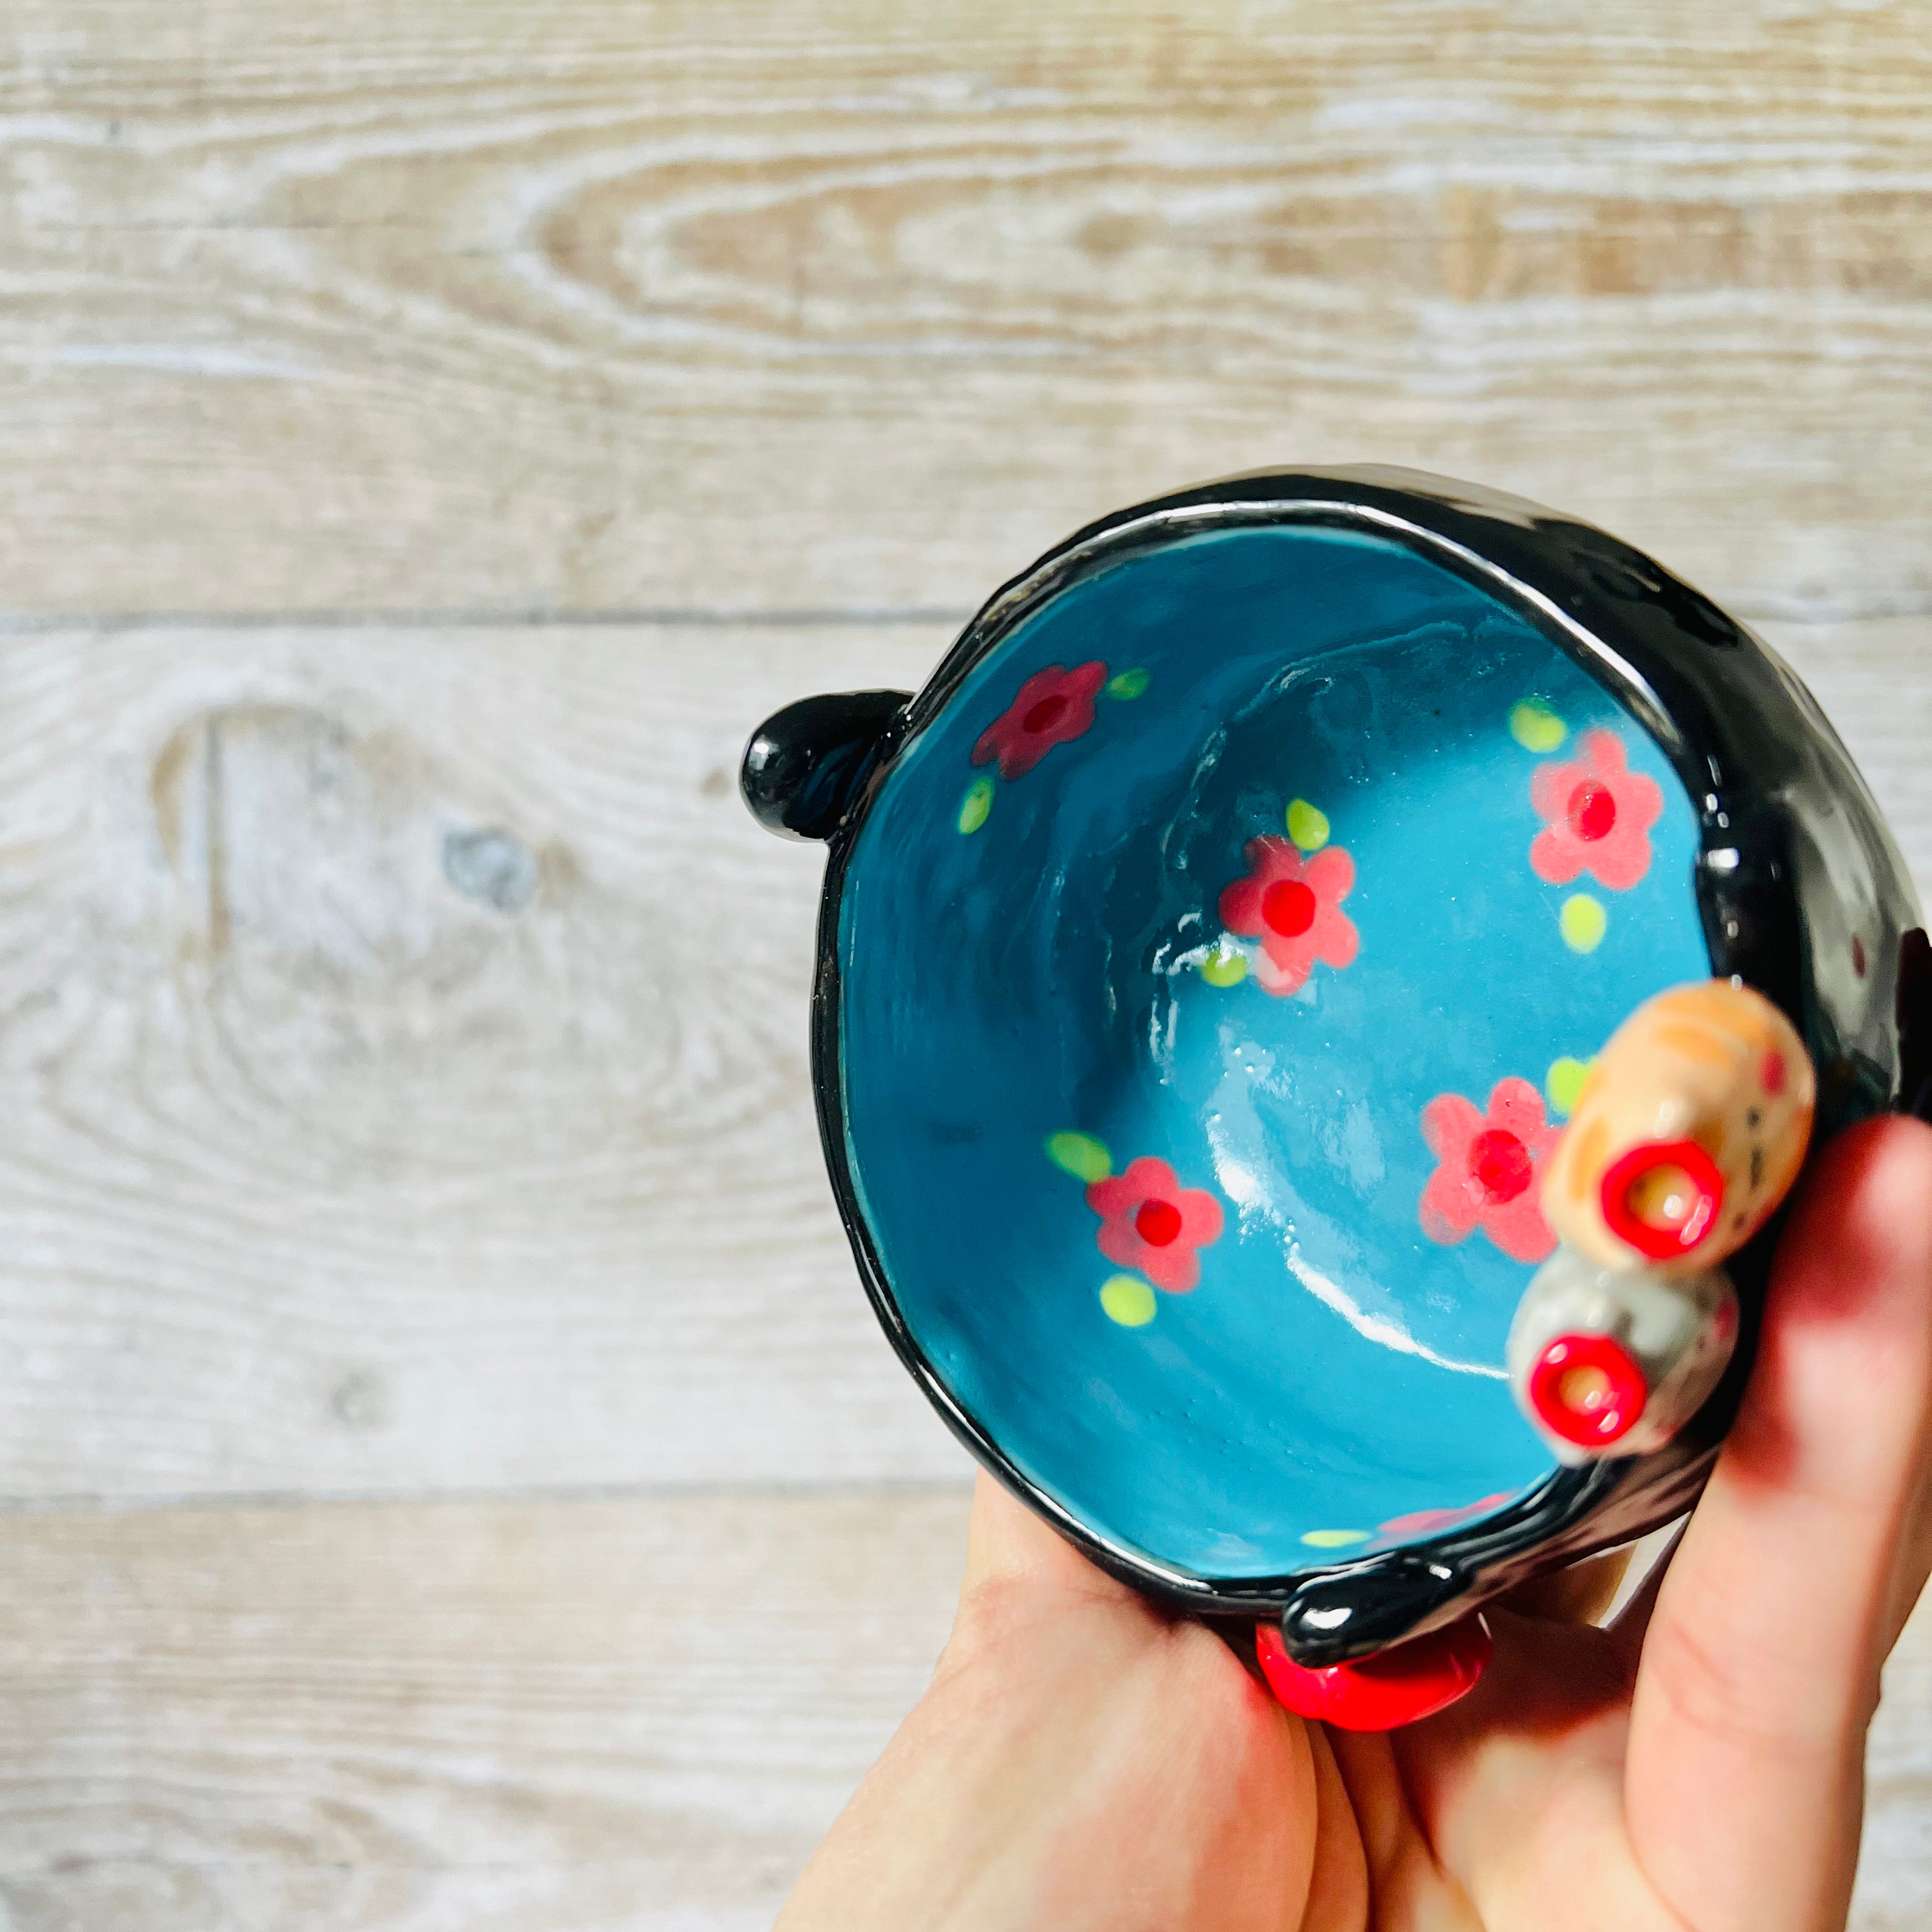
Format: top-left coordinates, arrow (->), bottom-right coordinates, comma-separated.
1278,1549 -> 1471,1664
740,690 -> 912,843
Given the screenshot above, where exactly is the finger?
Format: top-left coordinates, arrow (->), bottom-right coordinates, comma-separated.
1325,1729 -> 1485,1931
1625,1113 -> 1932,1932
958,1469 -> 1141,1611
1499,1547 -> 1634,1625
1379,1604 -> 1654,1929
1880,1446 -> 1932,1654
1298,1724 -> 1370,1932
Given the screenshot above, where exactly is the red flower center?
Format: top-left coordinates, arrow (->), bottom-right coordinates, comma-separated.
1022,693 -> 1069,735
1135,1199 -> 1183,1246
1261,879 -> 1317,937
1567,779 -> 1617,842
1469,1128 -> 1533,1205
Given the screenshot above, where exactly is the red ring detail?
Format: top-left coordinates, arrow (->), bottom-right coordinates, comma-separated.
1599,1137 -> 1726,1260
1527,1332 -> 1648,1446
1254,1615 -> 1491,1731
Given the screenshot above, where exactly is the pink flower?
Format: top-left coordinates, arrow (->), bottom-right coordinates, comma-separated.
1085,1156 -> 1224,1293
1217,838 -> 1359,996
1418,1078 -> 1560,1264
1529,728 -> 1664,892
1377,1492 -> 1514,1540
972,661 -> 1108,779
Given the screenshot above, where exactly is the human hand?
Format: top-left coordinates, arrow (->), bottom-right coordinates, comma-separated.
775,1114 -> 1932,1932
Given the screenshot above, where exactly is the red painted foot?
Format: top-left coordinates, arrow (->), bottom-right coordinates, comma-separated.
1255,1614 -> 1492,1731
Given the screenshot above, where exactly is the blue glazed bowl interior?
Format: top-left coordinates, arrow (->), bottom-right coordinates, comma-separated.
836,525 -> 1712,1583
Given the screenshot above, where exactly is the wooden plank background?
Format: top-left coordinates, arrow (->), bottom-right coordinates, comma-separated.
2,3 -> 1929,1924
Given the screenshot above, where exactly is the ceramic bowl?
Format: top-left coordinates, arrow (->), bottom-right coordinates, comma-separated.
742,469 -> 1929,1687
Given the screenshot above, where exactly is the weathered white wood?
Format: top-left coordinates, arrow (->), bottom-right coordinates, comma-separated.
0,620 -> 968,1499
5,1 -> 1932,618
0,1490 -> 1919,1931
1771,618 -> 1932,895
0,1489 -> 971,1931
0,615 -> 1922,1505
5,4 -> 1929,1920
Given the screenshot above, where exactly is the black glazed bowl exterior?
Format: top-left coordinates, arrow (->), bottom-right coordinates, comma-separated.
744,468 -> 1929,1663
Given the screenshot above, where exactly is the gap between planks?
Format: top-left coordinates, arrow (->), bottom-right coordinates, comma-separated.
3,593 -> 1932,639
0,607 -> 976,636
0,1475 -> 974,1520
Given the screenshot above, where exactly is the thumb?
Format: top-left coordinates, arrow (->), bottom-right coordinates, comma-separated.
1622,1113 -> 1932,1931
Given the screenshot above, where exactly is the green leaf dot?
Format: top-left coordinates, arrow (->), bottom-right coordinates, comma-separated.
1200,941 -> 1249,988
1286,798 -> 1330,851
1099,1275 -> 1157,1326
1045,1130 -> 1112,1183
1560,894 -> 1607,953
1106,668 -> 1150,700
1510,700 -> 1568,753
957,776 -> 995,834
1301,1528 -> 1371,1549
1546,1054 -> 1596,1116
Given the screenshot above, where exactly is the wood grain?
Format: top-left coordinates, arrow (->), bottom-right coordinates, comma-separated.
0,1491 -> 1922,1931
0,618 -> 965,1499
6,1 -> 1932,618
0,1489 -> 972,1931
6,7 -> 1931,1915
0,612 -> 1922,1505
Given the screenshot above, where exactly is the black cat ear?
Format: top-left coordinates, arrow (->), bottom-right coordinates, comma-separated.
739,689 -> 912,842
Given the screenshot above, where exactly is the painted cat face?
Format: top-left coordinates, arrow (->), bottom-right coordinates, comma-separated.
1542,981 -> 1816,1277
